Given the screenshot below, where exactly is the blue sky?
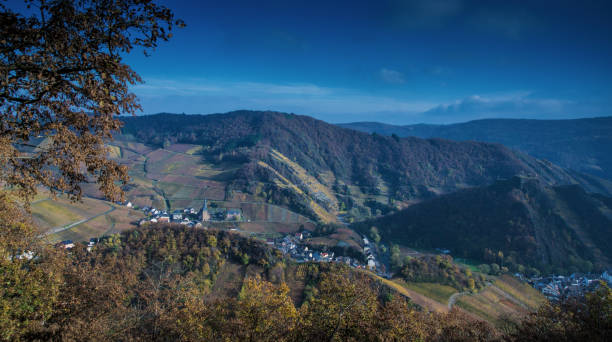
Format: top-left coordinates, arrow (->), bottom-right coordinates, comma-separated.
121,0 -> 612,124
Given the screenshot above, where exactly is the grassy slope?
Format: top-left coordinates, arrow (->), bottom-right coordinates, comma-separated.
374,273 -> 546,328
455,274 -> 545,328
400,281 -> 458,305
34,194 -> 144,244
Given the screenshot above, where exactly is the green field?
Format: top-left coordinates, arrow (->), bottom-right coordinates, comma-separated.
455,258 -> 483,273
31,200 -> 83,229
400,281 -> 458,304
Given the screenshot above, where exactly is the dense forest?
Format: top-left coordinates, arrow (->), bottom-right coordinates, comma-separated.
341,116 -> 612,184
353,177 -> 612,275
120,111 -> 610,203
2,214 -> 611,341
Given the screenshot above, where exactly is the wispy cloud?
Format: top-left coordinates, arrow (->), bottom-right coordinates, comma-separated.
131,78 -> 602,124
379,68 -> 406,84
131,77 -> 434,122
133,79 -> 331,97
425,92 -> 576,121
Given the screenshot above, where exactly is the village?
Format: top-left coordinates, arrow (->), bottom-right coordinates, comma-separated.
56,200 -> 611,297
264,232 -> 389,275
130,199 -> 392,276
135,199 -> 243,228
518,271 -> 612,300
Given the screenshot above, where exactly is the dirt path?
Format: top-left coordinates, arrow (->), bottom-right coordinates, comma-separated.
448,281 -> 496,310
448,291 -> 468,309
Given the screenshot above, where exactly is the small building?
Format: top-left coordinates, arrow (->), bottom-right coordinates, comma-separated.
126,201 -> 133,208
158,215 -> 170,223
58,240 -> 74,249
367,259 -> 376,270
201,200 -> 211,222
172,210 -> 183,221
603,271 -> 612,284
226,209 -> 242,221
87,239 -> 96,252
16,251 -> 34,260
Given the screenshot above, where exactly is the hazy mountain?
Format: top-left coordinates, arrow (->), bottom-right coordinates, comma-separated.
339,116 -> 612,181
352,176 -> 612,274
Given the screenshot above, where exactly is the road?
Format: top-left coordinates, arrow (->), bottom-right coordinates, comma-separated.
447,281 -> 493,309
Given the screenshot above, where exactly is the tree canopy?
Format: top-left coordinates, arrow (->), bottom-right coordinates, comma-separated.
0,0 -> 183,201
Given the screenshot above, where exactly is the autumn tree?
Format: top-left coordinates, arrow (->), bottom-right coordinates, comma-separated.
0,192 -> 63,341
0,0 -> 183,202
0,1 -> 182,340
510,281 -> 612,342
297,272 -> 378,341
234,277 -> 298,342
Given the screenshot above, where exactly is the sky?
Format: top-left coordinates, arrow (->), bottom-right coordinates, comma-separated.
95,1 -> 612,123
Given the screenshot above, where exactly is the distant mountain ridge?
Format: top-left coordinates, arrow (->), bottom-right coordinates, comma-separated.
119,111 -> 612,222
339,116 -> 612,181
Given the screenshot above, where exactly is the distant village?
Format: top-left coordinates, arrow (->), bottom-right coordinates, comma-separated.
267,232 -> 391,278
134,199 -> 243,228
518,271 -> 612,300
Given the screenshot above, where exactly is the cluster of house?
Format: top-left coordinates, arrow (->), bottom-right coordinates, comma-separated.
136,200 -> 243,227
56,238 -> 97,251
520,271 -> 612,300
266,232 -> 384,271
362,236 -> 379,270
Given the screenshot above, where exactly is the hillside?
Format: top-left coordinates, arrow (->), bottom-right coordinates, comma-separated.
340,116 -> 612,182
34,224 -> 508,341
119,111 -> 611,222
352,176 -> 612,275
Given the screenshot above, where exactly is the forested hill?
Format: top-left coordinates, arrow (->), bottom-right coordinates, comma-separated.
352,176 -> 612,275
120,111 -> 611,206
340,116 -> 612,182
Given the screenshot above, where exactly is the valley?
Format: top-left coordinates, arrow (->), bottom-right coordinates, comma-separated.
4,1 -> 611,340
29,111 -> 612,331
